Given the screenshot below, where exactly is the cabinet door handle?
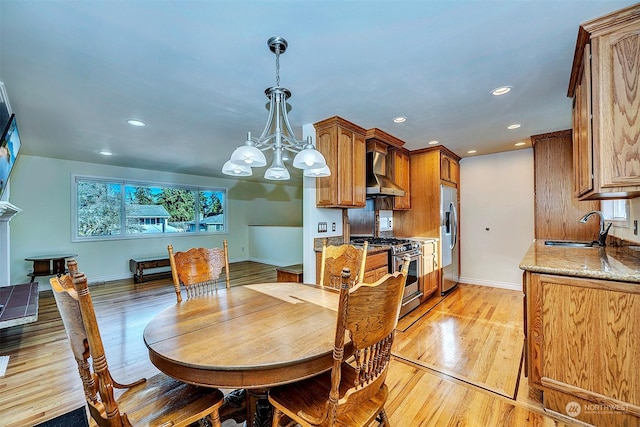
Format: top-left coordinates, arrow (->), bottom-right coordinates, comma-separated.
402,292 -> 424,307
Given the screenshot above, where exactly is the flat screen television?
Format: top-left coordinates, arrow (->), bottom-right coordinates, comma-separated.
0,114 -> 21,199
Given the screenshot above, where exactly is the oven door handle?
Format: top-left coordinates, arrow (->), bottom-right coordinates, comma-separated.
402,292 -> 424,307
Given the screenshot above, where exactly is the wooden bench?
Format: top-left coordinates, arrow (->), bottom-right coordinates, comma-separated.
276,264 -> 303,283
129,257 -> 172,283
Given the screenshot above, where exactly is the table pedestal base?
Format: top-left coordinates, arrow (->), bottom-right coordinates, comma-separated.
218,388 -> 272,427
247,388 -> 272,427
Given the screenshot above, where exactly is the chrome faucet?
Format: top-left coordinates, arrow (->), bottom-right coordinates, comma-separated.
579,210 -> 612,246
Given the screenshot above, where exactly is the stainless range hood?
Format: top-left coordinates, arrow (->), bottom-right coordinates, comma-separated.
366,150 -> 406,197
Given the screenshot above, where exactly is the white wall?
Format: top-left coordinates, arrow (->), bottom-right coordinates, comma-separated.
459,149 -> 534,290
248,226 -> 302,266
7,155 -> 302,287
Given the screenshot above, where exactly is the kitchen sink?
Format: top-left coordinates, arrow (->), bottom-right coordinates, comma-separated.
544,240 -> 597,248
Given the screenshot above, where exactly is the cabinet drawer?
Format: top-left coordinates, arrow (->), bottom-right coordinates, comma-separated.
365,251 -> 389,271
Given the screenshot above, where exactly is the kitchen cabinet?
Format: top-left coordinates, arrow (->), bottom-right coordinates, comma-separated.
394,145 -> 461,299
524,271 -> 640,426
315,249 -> 388,284
420,239 -> 438,297
388,148 -> 411,210
568,4 -> 640,200
314,116 -> 366,208
531,130 -> 600,240
362,251 -> 389,283
440,154 -> 458,186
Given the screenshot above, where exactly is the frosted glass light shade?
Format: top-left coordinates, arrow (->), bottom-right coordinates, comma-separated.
230,145 -> 267,167
303,165 -> 331,177
222,160 -> 252,176
292,148 -> 327,170
264,166 -> 290,180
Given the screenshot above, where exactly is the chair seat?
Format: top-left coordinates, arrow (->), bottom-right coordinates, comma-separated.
114,374 -> 224,427
269,364 -> 388,427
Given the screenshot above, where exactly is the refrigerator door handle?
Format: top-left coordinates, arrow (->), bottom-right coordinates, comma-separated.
450,201 -> 458,249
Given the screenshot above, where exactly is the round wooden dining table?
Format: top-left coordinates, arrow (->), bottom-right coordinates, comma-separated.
143,282 -> 343,426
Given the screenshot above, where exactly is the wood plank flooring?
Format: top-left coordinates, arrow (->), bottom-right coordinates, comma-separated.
0,262 -> 580,426
393,285 -> 524,398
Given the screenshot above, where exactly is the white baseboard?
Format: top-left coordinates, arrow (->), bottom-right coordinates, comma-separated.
458,276 -> 521,291
248,256 -> 301,268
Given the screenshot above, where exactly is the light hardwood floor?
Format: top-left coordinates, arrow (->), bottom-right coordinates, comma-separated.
0,262 -> 581,426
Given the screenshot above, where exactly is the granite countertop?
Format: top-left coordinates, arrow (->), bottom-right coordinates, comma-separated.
519,240 -> 640,283
313,237 -> 391,253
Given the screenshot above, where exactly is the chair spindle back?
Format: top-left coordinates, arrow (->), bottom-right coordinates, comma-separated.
168,240 -> 230,303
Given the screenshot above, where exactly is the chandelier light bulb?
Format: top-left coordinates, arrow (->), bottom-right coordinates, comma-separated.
264,166 -> 290,180
304,165 -> 331,177
222,160 -> 252,176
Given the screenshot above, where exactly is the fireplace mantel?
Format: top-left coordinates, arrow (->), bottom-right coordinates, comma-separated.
0,201 -> 21,220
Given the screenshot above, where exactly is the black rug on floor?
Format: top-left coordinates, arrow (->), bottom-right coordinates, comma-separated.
35,406 -> 89,427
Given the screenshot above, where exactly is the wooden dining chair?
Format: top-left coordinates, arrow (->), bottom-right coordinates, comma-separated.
319,240 -> 368,289
269,257 -> 410,427
168,240 -> 230,303
50,258 -> 225,427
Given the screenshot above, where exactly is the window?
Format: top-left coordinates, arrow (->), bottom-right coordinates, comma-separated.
72,176 -> 226,241
601,199 -> 629,227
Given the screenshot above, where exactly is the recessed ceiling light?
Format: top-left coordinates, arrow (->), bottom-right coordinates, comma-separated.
393,116 -> 407,123
100,150 -> 113,156
507,123 -> 521,130
467,150 -> 477,154
515,142 -> 526,147
491,86 -> 512,96
428,140 -> 439,145
127,119 -> 146,127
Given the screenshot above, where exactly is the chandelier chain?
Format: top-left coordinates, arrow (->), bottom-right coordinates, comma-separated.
275,46 -> 281,87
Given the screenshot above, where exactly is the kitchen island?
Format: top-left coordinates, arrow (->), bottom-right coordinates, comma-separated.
520,241 -> 640,427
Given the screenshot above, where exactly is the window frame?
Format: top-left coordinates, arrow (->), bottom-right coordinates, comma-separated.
71,174 -> 227,242
601,199 -> 629,228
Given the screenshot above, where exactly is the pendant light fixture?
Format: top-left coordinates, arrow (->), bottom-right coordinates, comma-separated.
223,36 -> 330,180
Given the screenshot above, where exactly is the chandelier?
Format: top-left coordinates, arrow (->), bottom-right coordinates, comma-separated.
222,36 -> 330,180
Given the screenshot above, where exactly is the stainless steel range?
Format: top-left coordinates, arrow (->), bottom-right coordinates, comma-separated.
351,237 -> 422,318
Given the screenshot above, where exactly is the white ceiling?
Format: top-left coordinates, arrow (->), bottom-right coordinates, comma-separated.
0,1 -> 636,182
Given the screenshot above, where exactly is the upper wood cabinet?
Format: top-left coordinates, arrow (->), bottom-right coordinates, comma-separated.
388,149 -> 411,209
394,145 -> 461,237
532,130 -> 599,240
568,4 -> 640,200
440,154 -> 459,185
314,117 -> 366,208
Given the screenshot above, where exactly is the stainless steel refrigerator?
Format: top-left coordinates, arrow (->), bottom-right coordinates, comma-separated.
440,184 -> 459,295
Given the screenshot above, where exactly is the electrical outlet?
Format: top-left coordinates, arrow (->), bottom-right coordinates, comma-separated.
332,222 -> 336,232
634,220 -> 638,236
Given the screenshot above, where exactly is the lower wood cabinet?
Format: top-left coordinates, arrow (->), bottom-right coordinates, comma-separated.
420,240 -> 439,299
362,251 -> 389,283
315,250 -> 389,284
524,271 -> 640,426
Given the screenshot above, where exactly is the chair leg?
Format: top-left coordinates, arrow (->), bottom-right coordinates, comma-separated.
209,409 -> 222,427
200,409 -> 222,427
272,408 -> 284,427
378,409 -> 390,426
